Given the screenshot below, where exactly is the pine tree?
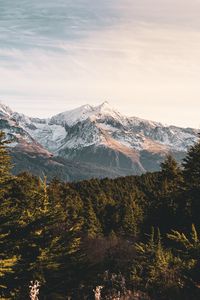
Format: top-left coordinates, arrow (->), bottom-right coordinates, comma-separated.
0,205 -> 19,295
161,154 -> 183,191
168,225 -> 200,295
147,155 -> 184,232
122,193 -> 143,238
132,228 -> 183,299
0,131 -> 19,298
11,175 -> 83,299
0,131 -> 13,198
183,135 -> 200,187
181,136 -> 200,226
83,198 -> 102,238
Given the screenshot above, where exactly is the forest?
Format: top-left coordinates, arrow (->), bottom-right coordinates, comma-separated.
1,130 -> 200,300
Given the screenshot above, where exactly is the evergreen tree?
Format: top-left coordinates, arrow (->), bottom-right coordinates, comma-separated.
0,199 -> 19,298
160,154 -> 183,197
121,193 -> 143,238
132,228 -> 183,300
161,154 -> 182,180
83,198 -> 102,238
183,135 -> 200,187
182,136 -> 200,227
168,225 -> 200,297
145,155 -> 183,232
0,131 -> 19,298
0,131 -> 13,198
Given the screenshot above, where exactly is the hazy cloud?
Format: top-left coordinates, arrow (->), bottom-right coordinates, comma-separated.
1,0 -> 200,127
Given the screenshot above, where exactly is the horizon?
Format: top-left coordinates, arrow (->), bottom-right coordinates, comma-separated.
1,99 -> 198,130
1,0 -> 200,128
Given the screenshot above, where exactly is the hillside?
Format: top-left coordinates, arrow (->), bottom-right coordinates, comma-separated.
0,101 -> 198,179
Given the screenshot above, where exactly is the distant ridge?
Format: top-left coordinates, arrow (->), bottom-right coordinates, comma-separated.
0,101 -> 198,181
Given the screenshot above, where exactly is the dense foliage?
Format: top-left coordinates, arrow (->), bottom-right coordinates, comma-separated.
1,131 -> 200,299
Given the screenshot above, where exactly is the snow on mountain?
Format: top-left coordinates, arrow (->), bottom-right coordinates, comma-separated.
1,102 -> 124,181
50,104 -> 94,126
49,101 -> 123,127
20,101 -> 125,152
28,122 -> 67,152
45,101 -> 197,154
0,102 -> 52,157
0,100 -> 199,176
0,101 -> 13,117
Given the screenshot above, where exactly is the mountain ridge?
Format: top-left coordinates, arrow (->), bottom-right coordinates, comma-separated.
0,100 -> 198,180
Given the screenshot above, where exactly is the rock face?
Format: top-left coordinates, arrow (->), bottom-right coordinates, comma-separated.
0,100 -> 198,180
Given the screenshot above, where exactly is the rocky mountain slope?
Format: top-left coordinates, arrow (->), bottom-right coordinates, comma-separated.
0,101 -> 198,180
0,102 -> 121,181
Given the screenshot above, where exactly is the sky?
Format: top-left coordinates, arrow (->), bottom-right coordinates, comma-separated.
0,0 -> 200,128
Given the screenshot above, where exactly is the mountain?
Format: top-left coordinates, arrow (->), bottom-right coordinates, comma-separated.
0,100 -> 198,180
0,101 -> 121,181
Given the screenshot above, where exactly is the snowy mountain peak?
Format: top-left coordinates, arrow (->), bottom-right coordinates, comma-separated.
50,102 -> 122,126
97,101 -> 111,110
0,100 -> 199,179
0,101 -> 13,117
95,101 -> 121,116
101,100 -> 109,105
50,104 -> 94,126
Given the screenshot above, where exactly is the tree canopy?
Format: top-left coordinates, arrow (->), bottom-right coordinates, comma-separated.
1,130 -> 200,299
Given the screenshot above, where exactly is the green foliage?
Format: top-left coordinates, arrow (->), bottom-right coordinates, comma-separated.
167,225 -> 200,295
168,224 -> 200,250
0,132 -> 19,298
132,228 -> 184,300
1,132 -> 200,299
161,154 -> 182,180
0,131 -> 13,198
183,136 -> 200,187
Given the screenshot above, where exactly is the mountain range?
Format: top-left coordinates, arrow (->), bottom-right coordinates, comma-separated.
0,100 -> 198,181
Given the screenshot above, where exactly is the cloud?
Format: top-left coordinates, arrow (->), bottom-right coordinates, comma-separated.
1,0 -> 200,127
